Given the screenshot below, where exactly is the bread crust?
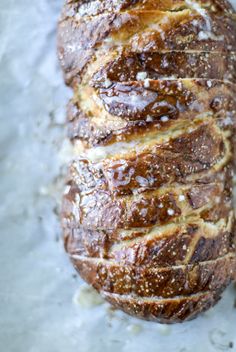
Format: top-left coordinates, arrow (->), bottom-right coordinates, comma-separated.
58,9 -> 236,85
68,80 -> 236,146
64,218 -> 235,264
70,253 -> 236,298
58,0 -> 236,323
63,0 -> 235,17
102,290 -> 222,323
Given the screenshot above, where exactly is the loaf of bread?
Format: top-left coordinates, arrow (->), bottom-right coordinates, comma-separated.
58,0 -> 236,323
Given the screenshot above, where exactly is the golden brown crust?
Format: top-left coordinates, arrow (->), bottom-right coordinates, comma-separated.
71,253 -> 236,298
92,52 -> 236,85
62,161 -> 233,230
58,0 -> 236,323
66,123 -> 228,196
102,290 -> 223,323
95,80 -> 235,120
68,80 -> 236,146
58,8 -> 236,86
62,0 -> 235,19
64,218 -> 235,266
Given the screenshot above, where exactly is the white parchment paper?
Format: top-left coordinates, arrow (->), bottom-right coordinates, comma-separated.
0,1 -> 236,351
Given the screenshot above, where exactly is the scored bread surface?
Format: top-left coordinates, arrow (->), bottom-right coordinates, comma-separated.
58,0 -> 236,323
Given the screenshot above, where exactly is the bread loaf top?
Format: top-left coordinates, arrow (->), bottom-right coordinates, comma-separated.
58,0 -> 236,323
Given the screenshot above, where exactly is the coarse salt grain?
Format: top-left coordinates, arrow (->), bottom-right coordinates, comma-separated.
146,115 -> 153,122
198,31 -> 209,40
161,116 -> 169,122
144,79 -> 150,88
178,195 -> 185,202
136,71 -> 148,80
207,80 -> 212,88
103,78 -> 112,88
167,208 -> 175,216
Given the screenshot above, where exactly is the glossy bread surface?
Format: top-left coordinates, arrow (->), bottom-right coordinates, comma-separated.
58,0 -> 236,323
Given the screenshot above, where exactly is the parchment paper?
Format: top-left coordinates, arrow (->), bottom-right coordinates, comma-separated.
0,1 -> 236,351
